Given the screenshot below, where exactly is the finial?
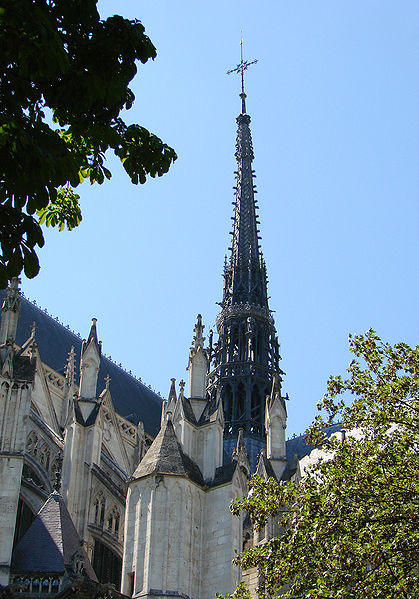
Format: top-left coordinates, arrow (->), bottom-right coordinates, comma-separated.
104,374 -> 111,391
31,321 -> 36,339
88,318 -> 98,343
227,36 -> 258,114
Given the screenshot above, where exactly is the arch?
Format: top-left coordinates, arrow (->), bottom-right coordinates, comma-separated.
92,490 -> 106,526
106,505 -> 121,535
91,538 -> 122,588
22,455 -> 53,494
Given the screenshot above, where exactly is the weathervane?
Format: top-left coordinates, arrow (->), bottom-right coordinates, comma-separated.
227,36 -> 258,114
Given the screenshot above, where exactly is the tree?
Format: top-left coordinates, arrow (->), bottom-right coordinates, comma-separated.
0,0 -> 177,287
229,330 -> 419,599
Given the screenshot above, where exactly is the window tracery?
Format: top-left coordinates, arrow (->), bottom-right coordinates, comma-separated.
26,431 -> 39,457
106,506 -> 121,535
92,491 -> 106,526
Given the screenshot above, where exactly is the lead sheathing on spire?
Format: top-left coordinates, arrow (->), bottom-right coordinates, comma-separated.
223,109 -> 269,309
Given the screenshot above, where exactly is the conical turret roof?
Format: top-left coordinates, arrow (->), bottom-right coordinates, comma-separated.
132,419 -> 204,486
11,491 -> 97,580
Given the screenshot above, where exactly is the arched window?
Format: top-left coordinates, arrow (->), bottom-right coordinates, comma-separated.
93,492 -> 106,527
106,506 -> 121,535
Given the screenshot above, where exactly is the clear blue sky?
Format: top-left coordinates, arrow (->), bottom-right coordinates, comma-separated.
23,1 -> 417,437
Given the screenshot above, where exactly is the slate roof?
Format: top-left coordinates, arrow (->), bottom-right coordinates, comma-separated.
197,396 -> 219,425
256,452 -> 277,480
285,424 -> 341,463
0,291 -> 162,436
11,491 -> 97,580
180,397 -> 197,425
210,461 -> 238,486
132,419 -> 204,486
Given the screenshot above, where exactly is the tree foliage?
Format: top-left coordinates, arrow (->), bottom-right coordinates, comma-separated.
230,330 -> 419,599
0,0 -> 177,287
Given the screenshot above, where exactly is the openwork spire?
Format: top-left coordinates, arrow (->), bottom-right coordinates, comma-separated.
224,41 -> 267,309
207,47 -> 284,471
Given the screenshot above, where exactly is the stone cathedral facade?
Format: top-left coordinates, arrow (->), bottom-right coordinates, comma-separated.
0,90 -> 313,599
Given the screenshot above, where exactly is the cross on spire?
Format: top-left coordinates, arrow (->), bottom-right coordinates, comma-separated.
227,37 -> 258,114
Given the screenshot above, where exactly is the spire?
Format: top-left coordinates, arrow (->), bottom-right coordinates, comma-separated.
79,319 -> 101,399
190,314 -> 205,353
168,377 -> 177,403
82,318 -> 101,356
224,44 -> 267,310
0,277 -> 21,345
207,44 -> 284,471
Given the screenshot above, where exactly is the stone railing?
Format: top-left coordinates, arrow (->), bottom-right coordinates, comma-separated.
13,575 -> 61,595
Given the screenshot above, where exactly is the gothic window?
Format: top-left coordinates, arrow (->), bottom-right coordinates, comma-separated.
93,492 -> 106,526
107,506 -> 121,535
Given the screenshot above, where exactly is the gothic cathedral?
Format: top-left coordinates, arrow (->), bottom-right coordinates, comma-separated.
0,79 -> 312,599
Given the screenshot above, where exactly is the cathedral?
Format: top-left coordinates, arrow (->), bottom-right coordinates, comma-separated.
0,77 -> 315,599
